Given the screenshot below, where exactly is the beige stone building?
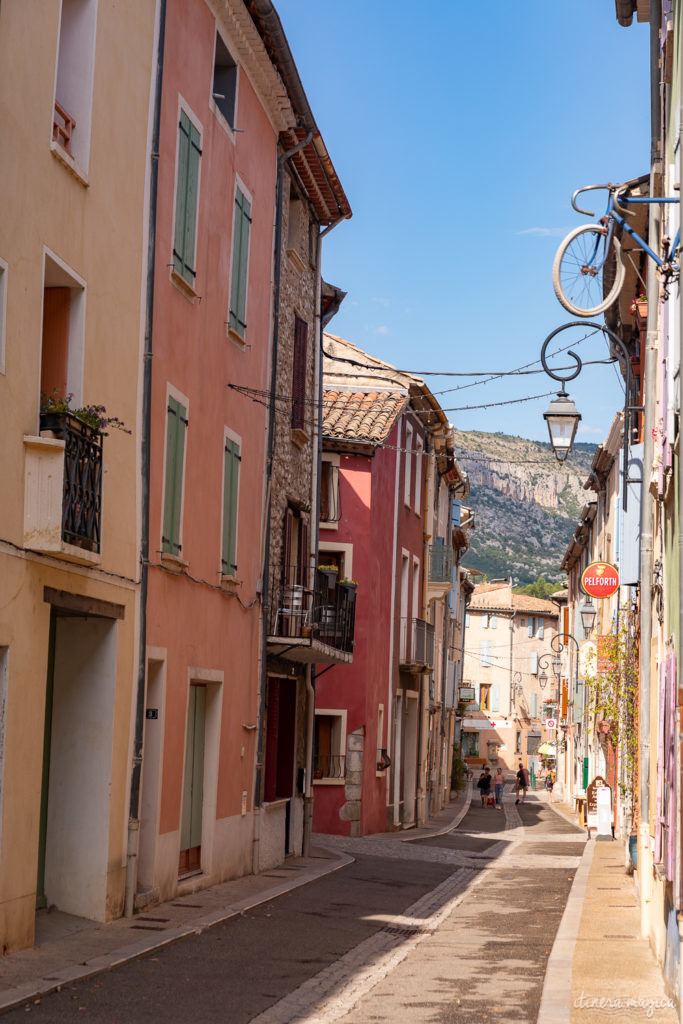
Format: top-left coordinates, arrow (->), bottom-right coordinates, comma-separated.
461,582 -> 559,773
0,3 -> 157,950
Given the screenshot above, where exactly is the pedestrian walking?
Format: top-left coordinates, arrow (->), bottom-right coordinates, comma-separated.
477,766 -> 493,807
545,770 -> 554,803
494,767 -> 504,808
515,761 -> 529,804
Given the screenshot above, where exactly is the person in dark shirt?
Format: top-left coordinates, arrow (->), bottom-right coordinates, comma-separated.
477,766 -> 493,807
516,762 -> 529,804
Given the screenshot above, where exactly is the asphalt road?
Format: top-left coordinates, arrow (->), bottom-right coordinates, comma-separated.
5,794 -> 583,1024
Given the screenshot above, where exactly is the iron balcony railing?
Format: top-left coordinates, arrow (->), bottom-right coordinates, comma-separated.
268,564 -> 356,654
40,411 -> 102,552
399,617 -> 435,670
312,753 -> 346,780
427,543 -> 453,583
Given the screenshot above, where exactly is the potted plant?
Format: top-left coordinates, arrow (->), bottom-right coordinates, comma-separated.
338,577 -> 358,589
630,293 -> 647,322
40,390 -> 131,437
317,563 -> 338,586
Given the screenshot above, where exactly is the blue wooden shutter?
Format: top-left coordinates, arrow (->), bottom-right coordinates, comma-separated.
528,616 -> 534,638
162,397 -> 187,554
221,439 -> 240,574
229,188 -> 251,336
538,617 -> 544,639
491,614 -> 497,629
530,651 -> 538,675
491,684 -> 500,712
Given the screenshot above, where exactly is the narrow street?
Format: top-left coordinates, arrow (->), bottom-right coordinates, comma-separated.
4,788 -> 584,1024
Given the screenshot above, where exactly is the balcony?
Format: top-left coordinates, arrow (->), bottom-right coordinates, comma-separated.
426,542 -> 453,603
267,565 -> 356,665
399,617 -> 435,672
24,413 -> 103,566
312,753 -> 346,781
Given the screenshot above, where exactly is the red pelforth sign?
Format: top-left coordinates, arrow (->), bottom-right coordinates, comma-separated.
580,561 -> 619,599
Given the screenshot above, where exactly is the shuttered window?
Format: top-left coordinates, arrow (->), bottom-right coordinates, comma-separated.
530,651 -> 538,675
480,641 -> 492,668
221,438 -> 241,576
291,318 -> 308,430
162,397 -> 188,555
530,693 -> 538,717
491,684 -> 500,712
228,187 -> 251,337
173,111 -> 201,285
538,617 -> 545,639
528,616 -> 534,638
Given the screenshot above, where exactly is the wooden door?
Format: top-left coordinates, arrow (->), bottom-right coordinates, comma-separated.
179,684 -> 205,875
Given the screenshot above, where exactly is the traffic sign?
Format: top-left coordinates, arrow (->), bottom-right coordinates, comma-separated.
545,718 -> 557,730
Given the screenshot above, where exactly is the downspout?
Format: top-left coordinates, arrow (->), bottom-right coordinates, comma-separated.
253,130 -> 313,873
639,0 -> 661,936
418,437 -> 432,824
303,212 -> 344,857
675,0 -> 683,992
125,0 -> 166,918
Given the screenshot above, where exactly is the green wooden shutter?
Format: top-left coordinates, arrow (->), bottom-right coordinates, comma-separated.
229,188 -> 251,336
173,111 -> 201,284
162,397 -> 187,554
221,439 -> 240,574
180,685 -> 206,854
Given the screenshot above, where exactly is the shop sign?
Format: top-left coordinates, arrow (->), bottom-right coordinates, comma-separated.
580,561 -> 619,599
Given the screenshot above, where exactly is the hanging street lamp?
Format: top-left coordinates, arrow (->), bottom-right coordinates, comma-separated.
539,321 -> 643,510
577,597 -> 597,638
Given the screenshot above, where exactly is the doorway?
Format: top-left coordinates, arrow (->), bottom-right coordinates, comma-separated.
179,684 -> 206,876
402,691 -> 419,827
37,612 -> 117,919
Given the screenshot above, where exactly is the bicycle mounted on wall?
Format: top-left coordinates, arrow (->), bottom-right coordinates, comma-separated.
552,176 -> 680,317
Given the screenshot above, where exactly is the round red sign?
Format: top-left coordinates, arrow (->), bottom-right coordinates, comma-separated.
580,561 -> 619,599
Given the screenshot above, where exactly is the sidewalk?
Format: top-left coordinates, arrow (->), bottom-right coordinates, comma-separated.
0,786 -> 471,1016
539,795 -> 678,1024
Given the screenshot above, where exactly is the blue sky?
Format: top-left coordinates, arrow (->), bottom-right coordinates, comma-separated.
275,1 -> 651,443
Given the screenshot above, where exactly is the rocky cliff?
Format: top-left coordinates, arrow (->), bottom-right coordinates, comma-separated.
452,430 -> 597,585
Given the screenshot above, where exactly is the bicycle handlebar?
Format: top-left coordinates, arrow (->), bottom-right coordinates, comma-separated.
570,184 -> 614,217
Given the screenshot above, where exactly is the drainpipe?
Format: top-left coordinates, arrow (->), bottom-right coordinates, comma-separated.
638,0 -> 661,938
124,0 -> 166,919
253,130 -> 313,874
417,437 -> 432,825
302,213 -> 344,858
676,0 -> 683,999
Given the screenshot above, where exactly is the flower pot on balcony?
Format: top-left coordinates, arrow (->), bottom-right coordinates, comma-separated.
40,410 -> 99,442
318,566 -> 338,588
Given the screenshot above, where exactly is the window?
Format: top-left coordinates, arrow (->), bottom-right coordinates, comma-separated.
221,434 -> 240,576
515,731 -> 522,754
462,732 -> 479,758
465,612 -> 470,627
530,651 -> 538,675
291,318 -> 308,432
414,437 -> 423,514
41,253 -> 85,409
482,613 -> 489,629
212,34 -> 237,129
530,693 -> 538,717
491,615 -> 498,629
313,710 -> 346,781
228,185 -> 251,338
479,640 -> 493,668
0,258 -> 6,374
264,677 -> 297,801
490,684 -> 500,712
528,616 -> 534,638
162,395 -> 188,556
538,617 -> 545,639
404,423 -> 413,506
320,458 -> 340,524
480,684 -> 491,710
52,0 -> 97,172
283,505 -> 309,589
173,110 -> 202,286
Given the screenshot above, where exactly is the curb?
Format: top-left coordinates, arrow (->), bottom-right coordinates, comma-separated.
0,848 -> 354,1017
537,799 -> 593,1024
400,780 -> 473,843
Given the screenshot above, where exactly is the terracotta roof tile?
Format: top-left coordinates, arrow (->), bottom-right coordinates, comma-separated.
322,389 -> 406,444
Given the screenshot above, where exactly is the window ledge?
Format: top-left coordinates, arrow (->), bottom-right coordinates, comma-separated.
320,519 -> 339,531
169,268 -> 198,299
291,428 -> 309,449
227,326 -> 247,349
220,574 -> 242,592
261,798 -> 290,810
375,770 -> 388,778
160,551 -> 189,572
170,267 -> 199,302
313,778 -> 345,786
209,99 -> 236,143
50,141 -> 89,187
286,248 -> 306,275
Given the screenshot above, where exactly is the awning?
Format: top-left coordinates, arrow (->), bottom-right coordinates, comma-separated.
537,741 -> 556,756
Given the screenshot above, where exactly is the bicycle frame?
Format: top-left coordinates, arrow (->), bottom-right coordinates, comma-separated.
572,184 -> 680,274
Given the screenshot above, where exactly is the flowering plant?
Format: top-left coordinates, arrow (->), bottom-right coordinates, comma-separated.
40,390 -> 131,435
317,563 -> 338,572
629,293 -> 647,315
339,578 -> 358,586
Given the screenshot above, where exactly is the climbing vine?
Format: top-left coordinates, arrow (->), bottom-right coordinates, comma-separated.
583,606 -> 640,830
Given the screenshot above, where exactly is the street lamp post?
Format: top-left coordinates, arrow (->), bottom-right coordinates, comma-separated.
539,321 -> 644,510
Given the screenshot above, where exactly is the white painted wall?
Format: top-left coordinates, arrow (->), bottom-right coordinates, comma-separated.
44,616 -> 116,919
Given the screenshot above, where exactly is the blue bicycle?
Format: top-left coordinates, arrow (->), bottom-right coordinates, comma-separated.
552,177 -> 680,317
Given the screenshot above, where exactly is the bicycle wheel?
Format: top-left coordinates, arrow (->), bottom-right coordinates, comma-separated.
552,224 -> 625,316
